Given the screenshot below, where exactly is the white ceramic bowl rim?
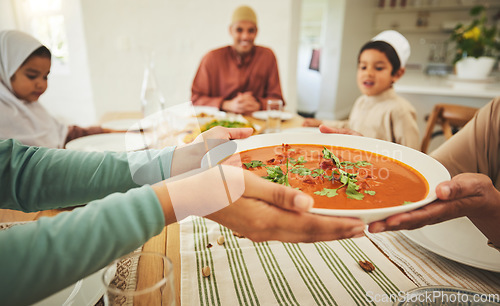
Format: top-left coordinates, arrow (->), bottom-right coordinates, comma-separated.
201,133 -> 451,223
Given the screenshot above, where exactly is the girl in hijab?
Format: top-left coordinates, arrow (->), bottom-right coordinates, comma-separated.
0,30 -> 110,148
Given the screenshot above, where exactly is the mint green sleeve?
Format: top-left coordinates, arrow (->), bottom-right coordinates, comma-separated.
1,186 -> 166,305
0,139 -> 174,211
0,139 -> 175,305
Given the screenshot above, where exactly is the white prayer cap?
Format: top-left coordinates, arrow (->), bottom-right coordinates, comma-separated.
371,30 -> 410,68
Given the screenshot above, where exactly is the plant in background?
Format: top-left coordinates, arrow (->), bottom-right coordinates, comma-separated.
450,5 -> 500,64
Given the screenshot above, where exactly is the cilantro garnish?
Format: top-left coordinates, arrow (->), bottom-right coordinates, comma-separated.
262,163 -> 291,187
290,167 -> 311,176
340,160 -> 372,169
355,161 -> 372,167
319,147 -> 367,201
322,147 -> 341,168
243,160 -> 265,169
295,156 -> 307,164
261,145 -> 375,201
262,166 -> 286,184
346,180 -> 364,200
403,201 -> 413,205
314,188 -> 339,197
311,168 -> 324,178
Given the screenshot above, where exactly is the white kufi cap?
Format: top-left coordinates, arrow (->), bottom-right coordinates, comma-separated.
371,30 -> 410,68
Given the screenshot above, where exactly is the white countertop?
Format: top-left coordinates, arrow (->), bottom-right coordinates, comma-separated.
394,71 -> 500,99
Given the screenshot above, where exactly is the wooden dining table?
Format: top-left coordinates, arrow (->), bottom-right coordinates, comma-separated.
0,110 -> 305,305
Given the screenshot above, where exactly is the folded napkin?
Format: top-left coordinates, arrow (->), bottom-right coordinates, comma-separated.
366,231 -> 500,294
180,217 -> 416,306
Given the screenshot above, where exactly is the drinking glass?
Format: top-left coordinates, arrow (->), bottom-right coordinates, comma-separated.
266,99 -> 283,133
102,251 -> 175,306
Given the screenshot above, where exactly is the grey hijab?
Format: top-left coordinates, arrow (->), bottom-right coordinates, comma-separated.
0,30 -> 67,148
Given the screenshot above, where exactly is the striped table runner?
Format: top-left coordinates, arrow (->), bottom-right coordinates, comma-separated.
180,217 -> 416,306
366,231 -> 500,293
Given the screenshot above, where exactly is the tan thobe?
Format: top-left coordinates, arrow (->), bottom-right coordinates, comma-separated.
322,88 -> 420,150
191,46 -> 284,109
431,97 -> 500,189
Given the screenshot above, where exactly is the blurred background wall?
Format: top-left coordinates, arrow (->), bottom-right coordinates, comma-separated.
2,0 -> 496,132
0,0 -> 300,125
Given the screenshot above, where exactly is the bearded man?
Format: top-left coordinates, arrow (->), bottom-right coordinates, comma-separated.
191,5 -> 284,114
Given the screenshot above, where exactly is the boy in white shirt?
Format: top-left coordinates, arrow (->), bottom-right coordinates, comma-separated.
304,30 -> 420,150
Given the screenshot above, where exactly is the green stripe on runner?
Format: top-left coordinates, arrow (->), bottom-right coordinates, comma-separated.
289,243 -> 337,305
253,241 -> 299,306
283,243 -> 323,305
284,243 -> 337,305
339,239 -> 400,296
192,217 -> 211,305
219,226 -> 246,305
219,225 -> 260,306
341,239 -> 400,294
192,217 -> 221,306
339,240 -> 396,297
192,217 -> 204,305
200,218 -> 222,305
265,242 -> 298,305
253,243 -> 286,304
315,242 -> 373,306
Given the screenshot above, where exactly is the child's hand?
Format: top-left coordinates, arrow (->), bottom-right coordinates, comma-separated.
302,118 -> 322,127
170,126 -> 253,176
319,125 -> 363,136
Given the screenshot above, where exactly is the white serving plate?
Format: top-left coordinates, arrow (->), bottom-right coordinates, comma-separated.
65,133 -> 150,152
193,106 -> 225,117
252,111 -> 294,121
34,268 -> 106,306
101,119 -> 152,131
394,286 -> 500,305
281,127 -> 320,133
402,217 -> 500,272
201,133 -> 450,223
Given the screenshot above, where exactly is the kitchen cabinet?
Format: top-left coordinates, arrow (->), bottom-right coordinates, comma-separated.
374,1 -> 500,34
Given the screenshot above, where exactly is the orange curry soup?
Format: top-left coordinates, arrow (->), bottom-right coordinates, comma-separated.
222,144 -> 429,210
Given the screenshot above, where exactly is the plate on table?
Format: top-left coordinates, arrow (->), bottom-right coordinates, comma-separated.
201,133 -> 450,223
65,133 -> 150,152
191,106 -> 227,126
182,114 -> 259,144
101,119 -> 152,131
402,217 -> 500,272
394,286 -> 500,305
252,111 -> 294,121
34,268 -> 106,306
282,127 -> 320,133
193,106 -> 226,118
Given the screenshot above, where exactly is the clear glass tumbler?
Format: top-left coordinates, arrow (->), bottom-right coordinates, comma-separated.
266,99 -> 283,133
102,251 -> 175,306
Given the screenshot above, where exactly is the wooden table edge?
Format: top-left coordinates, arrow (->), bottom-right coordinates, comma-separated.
167,223 -> 181,305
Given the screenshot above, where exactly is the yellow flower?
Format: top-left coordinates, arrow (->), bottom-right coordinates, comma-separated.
450,5 -> 499,64
462,26 -> 481,40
